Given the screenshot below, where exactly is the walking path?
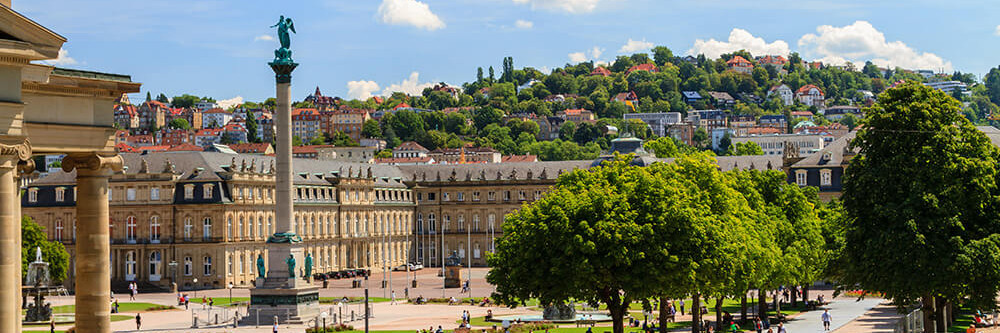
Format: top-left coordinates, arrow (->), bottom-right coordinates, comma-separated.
782,297 -> 884,333
831,300 -> 901,333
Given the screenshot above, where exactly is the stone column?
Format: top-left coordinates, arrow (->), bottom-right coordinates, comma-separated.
0,137 -> 29,333
267,61 -> 300,282
63,153 -> 123,333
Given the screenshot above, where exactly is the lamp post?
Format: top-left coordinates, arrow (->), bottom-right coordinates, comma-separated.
364,275 -> 369,333
228,282 -> 233,307
193,278 -> 198,298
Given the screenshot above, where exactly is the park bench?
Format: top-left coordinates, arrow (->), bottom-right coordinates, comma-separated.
576,319 -> 596,327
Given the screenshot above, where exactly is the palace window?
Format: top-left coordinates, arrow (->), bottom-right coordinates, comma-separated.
503,191 -> 511,201
184,218 -> 192,241
126,188 -> 136,201
150,187 -> 160,201
427,193 -> 436,201
795,170 -> 808,186
126,216 -> 137,243
416,213 -> 423,232
820,169 -> 832,186
55,187 -> 65,202
227,217 -> 233,240
238,217 -> 244,240
203,256 -> 212,276
442,192 -> 450,201
458,214 -> 465,231
203,217 -> 212,240
518,191 -> 526,201
150,216 -> 161,243
54,219 -> 63,241
227,255 -> 233,276
184,185 -> 194,199
417,193 -> 423,201
486,214 -> 494,232
184,256 -> 193,276
258,216 -> 264,239
534,191 -> 542,200
428,213 -> 436,232
443,215 -> 450,232
125,251 -> 136,279
487,192 -> 495,201
472,192 -> 480,201
456,192 -> 464,201
474,243 -> 481,259
203,184 -> 214,199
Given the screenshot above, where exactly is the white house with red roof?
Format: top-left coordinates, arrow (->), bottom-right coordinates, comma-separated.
291,108 -> 321,141
222,123 -> 248,143
726,56 -> 754,74
194,128 -> 224,147
767,84 -> 794,106
393,141 -> 430,159
591,66 -> 612,76
796,84 -> 825,108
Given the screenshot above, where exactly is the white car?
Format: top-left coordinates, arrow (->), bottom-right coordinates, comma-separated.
394,263 -> 423,271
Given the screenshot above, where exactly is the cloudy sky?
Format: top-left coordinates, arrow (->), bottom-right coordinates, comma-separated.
17,0 -> 1000,103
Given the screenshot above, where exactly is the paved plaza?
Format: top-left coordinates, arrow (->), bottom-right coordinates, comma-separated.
22,270 -> 925,333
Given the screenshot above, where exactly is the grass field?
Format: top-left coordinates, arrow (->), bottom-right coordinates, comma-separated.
51,302 -> 174,314
946,305 -> 975,332
189,296 -> 391,307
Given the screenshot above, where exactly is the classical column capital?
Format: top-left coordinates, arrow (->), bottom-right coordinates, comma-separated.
0,136 -> 30,164
62,153 -> 124,175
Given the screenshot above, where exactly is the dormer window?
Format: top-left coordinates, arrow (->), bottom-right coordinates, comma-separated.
28,188 -> 38,203
55,187 -> 65,202
820,169 -> 832,186
126,188 -> 136,201
184,184 -> 194,199
150,187 -> 160,201
203,184 -> 214,199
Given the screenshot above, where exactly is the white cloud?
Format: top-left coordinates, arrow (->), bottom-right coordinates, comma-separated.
381,72 -> 434,96
377,0 -> 445,31
688,29 -> 790,59
254,34 -> 274,42
994,25 -> 1000,36
512,0 -> 602,13
347,80 -> 381,100
41,48 -> 77,66
568,52 -> 587,63
798,21 -> 952,71
618,38 -> 653,53
568,46 -> 605,63
216,96 -> 243,109
514,19 -> 534,29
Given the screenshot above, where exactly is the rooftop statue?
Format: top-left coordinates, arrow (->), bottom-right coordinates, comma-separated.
270,15 -> 296,63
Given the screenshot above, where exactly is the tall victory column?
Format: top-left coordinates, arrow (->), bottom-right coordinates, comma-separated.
246,15 -> 319,325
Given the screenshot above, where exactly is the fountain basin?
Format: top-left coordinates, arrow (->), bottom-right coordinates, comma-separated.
489,313 -> 613,323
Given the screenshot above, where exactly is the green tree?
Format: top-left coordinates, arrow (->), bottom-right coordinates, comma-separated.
558,121 -> 577,141
292,135 -> 304,146
725,141 -> 763,156
309,134 -> 326,146
840,82 -> 1000,330
362,119 -> 382,139
22,215 -> 69,283
170,94 -> 202,108
985,66 -> 1000,105
651,46 -> 674,66
692,128 -> 708,148
167,118 -> 190,130
244,109 -> 260,143
155,93 -> 169,103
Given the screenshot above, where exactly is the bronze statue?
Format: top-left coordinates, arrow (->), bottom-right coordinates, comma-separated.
270,15 -> 296,63
304,253 -> 313,279
286,254 -> 296,278
256,254 -> 266,278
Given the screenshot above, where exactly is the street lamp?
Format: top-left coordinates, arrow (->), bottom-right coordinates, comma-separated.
193,278 -> 198,298
168,260 -> 178,292
228,282 -> 234,307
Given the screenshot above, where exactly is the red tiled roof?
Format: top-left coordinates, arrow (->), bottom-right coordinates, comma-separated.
139,145 -> 170,152
228,143 -> 272,154
626,63 -> 659,74
292,108 -> 318,116
115,143 -> 137,153
726,56 -> 753,67
501,155 -> 538,163
203,108 -> 228,114
747,127 -> 782,135
393,103 -> 411,110
796,84 -> 824,95
591,67 -> 612,76
396,141 -> 428,152
167,144 -> 203,152
790,111 -> 814,117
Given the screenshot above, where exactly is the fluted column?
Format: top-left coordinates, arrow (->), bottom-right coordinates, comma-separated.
63,153 -> 123,333
0,136 -> 30,333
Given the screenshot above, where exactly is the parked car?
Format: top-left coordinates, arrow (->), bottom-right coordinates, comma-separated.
394,263 -> 424,271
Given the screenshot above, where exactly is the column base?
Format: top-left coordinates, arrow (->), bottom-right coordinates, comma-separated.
244,282 -> 319,325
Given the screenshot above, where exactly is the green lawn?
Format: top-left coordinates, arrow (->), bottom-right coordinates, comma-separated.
190,296 -> 391,307
23,314 -> 133,330
51,302 -> 173,314
320,296 -> 392,303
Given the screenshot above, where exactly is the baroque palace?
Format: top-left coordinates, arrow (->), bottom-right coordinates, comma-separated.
23,145 -> 788,291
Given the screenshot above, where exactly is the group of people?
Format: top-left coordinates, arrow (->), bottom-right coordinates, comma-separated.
458,310 -> 473,328
418,325 -> 445,333
971,310 -> 999,332
127,281 -> 139,300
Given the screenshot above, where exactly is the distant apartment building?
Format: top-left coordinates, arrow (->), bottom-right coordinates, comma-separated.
796,85 -> 825,108
623,112 -> 682,137
202,108 -> 232,128
329,108 -> 372,143
687,110 -> 729,131
732,133 -> 826,156
558,109 -> 596,123
138,101 -> 169,129
156,128 -> 192,146
428,147 -> 502,164
924,80 -> 970,96
767,84 -> 794,106
726,56 -> 753,74
292,108 -> 322,142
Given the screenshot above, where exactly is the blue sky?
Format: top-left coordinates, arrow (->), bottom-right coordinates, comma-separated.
17,0 -> 1000,105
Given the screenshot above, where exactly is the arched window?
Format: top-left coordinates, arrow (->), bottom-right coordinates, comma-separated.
257,216 -> 264,239
428,213 -> 436,232
149,251 -> 162,281
227,216 -> 233,240
125,251 -> 136,280
203,256 -> 212,276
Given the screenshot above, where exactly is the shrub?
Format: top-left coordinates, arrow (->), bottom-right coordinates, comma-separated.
307,323 -> 355,333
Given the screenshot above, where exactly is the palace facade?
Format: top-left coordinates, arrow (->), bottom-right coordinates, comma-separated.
23,149 -> 786,291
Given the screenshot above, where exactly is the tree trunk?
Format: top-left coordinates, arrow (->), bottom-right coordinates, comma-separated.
741,293 -> 748,324
692,294 -> 701,333
802,285 -> 810,304
715,297 -> 723,330
935,296 -> 947,333
659,297 -> 668,333
790,286 -> 798,307
758,290 -> 765,321
610,302 -> 627,333
921,295 -> 935,333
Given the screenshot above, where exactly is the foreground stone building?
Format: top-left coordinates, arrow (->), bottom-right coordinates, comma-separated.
24,148 -> 787,291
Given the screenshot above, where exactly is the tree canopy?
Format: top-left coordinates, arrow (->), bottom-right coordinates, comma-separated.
22,215 -> 69,283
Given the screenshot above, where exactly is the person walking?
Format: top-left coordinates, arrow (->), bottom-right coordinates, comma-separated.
135,313 -> 142,331
776,323 -> 786,333
754,318 -> 763,333
273,321 -> 279,333
821,309 -> 832,331
391,290 -> 397,305
679,299 -> 685,315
